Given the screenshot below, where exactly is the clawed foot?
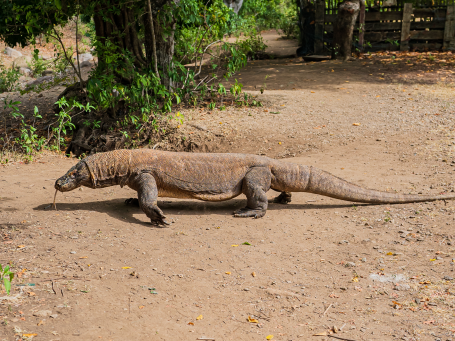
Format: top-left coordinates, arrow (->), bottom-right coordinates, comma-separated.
233,207 -> 266,219
150,217 -> 171,227
273,192 -> 292,204
125,198 -> 140,207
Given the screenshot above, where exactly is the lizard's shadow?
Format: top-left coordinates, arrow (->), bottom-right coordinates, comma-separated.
35,198 -> 366,226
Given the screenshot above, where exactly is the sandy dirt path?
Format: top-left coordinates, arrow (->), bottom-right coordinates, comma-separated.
1,32 -> 455,341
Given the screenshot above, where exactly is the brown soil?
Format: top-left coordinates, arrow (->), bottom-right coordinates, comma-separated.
1,32 -> 455,341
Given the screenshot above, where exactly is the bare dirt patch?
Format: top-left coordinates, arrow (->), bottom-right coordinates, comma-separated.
1,32 -> 455,341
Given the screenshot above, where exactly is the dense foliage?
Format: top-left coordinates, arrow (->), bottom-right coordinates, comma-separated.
0,0 -> 295,157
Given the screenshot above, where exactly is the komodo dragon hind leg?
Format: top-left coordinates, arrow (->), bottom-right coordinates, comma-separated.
130,173 -> 170,227
272,191 -> 292,204
234,167 -> 271,219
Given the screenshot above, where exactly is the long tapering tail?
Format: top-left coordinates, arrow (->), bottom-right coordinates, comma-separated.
305,166 -> 455,204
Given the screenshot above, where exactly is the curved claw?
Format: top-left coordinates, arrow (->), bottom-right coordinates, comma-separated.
150,218 -> 170,227
233,208 -> 266,219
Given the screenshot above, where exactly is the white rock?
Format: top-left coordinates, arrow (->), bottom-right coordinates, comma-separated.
12,56 -> 32,69
79,60 -> 92,68
4,47 -> 22,58
33,310 -> 52,317
19,67 -> 32,76
74,53 -> 93,63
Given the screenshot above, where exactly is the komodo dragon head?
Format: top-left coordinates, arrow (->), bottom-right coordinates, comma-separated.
55,161 -> 92,192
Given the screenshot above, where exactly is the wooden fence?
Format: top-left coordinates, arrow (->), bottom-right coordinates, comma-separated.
313,1 -> 455,53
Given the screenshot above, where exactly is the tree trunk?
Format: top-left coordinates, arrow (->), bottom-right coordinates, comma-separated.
154,18 -> 176,90
296,0 -> 315,56
332,0 -> 361,61
93,5 -> 146,70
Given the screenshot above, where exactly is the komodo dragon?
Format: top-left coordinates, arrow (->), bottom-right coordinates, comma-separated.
54,149 -> 455,226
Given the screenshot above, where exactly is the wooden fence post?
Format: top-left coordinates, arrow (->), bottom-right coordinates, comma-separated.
358,0 -> 366,52
400,3 -> 413,51
443,5 -> 455,50
314,0 -> 325,54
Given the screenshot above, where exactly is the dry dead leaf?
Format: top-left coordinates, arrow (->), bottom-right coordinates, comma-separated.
251,272 -> 256,277
352,123 -> 361,126
248,316 -> 258,323
122,266 -> 132,269
196,315 -> 203,320
313,331 -> 328,336
225,271 -> 231,275
266,335 -> 274,340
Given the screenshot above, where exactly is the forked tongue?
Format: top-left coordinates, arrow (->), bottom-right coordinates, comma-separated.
53,189 -> 58,210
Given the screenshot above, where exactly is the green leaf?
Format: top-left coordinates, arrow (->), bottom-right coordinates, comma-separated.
54,0 -> 61,10
242,242 -> 251,245
3,277 -> 11,295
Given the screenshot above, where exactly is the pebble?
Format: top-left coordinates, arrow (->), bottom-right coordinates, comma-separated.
70,251 -> 76,254
33,310 -> 52,317
415,298 -> 421,304
339,240 -> 349,244
443,276 -> 453,281
361,257 -> 367,262
393,284 -> 410,291
345,262 -> 356,267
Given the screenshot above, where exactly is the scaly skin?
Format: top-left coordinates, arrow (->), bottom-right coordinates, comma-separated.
55,149 -> 455,226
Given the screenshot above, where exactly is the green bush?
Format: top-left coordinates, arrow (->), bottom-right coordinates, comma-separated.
0,65 -> 21,93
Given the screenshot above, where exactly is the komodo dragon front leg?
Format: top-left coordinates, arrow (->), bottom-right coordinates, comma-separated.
234,167 -> 271,218
127,173 -> 170,226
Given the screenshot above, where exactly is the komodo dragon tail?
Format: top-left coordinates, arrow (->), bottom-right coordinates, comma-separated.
301,166 -> 455,204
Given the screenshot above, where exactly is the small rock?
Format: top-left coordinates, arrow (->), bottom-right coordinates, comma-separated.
393,284 -> 410,291
70,251 -> 76,254
74,52 -> 93,62
4,46 -> 22,58
243,288 -> 250,291
50,314 -> 59,319
12,55 -> 32,69
19,67 -> 32,76
361,257 -> 367,262
33,310 -> 52,317
345,262 -> 356,267
443,276 -> 453,281
436,256 -> 443,260
427,302 -> 437,306
79,60 -> 92,68
25,75 -> 53,90
339,240 -> 349,244
415,298 -> 421,304
373,246 -> 379,249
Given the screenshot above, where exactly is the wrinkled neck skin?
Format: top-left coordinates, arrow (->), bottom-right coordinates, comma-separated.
54,161 -> 93,192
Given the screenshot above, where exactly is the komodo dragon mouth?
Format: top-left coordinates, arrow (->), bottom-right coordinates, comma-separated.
53,149 -> 455,226
55,161 -> 92,192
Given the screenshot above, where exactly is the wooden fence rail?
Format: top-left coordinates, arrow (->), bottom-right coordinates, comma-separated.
313,2 -> 455,53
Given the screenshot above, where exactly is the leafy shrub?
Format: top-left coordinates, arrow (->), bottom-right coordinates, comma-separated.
0,64 -> 21,93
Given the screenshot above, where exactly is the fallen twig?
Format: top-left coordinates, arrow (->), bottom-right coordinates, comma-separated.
51,280 -> 57,295
328,335 -> 357,341
322,303 -> 333,316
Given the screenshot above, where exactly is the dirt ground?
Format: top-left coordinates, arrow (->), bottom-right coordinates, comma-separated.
1,31 -> 455,341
